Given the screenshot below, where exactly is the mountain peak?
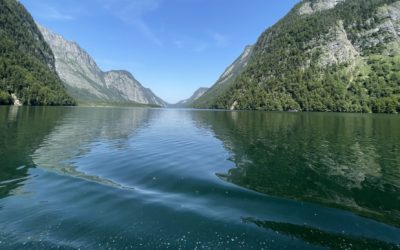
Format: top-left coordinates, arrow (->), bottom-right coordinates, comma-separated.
38,24 -> 167,106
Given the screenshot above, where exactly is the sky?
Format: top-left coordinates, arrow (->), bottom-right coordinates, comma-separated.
21,0 -> 299,104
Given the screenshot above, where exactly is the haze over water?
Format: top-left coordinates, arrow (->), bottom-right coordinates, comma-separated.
0,106 -> 399,249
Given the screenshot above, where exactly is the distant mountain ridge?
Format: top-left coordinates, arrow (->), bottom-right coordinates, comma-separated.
38,25 -> 167,107
172,87 -> 209,108
194,0 -> 400,113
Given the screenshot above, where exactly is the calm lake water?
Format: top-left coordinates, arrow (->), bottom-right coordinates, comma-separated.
0,106 -> 399,249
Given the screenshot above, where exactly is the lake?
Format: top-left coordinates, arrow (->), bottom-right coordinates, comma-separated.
0,106 -> 399,249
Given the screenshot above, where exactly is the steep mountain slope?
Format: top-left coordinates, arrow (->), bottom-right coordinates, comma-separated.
192,45 -> 253,108
0,0 -> 75,105
172,87 -> 209,108
38,25 -> 167,107
103,70 -> 166,105
196,0 -> 400,113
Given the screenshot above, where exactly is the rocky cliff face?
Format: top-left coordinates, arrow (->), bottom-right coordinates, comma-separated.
172,87 -> 209,108
195,0 -> 400,113
298,0 -> 345,15
38,25 -> 167,106
103,70 -> 166,106
216,45 -> 254,86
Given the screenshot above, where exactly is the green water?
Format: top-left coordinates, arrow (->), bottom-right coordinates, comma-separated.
0,106 -> 399,249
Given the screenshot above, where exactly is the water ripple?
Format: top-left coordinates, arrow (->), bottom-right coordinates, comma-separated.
0,107 -> 399,249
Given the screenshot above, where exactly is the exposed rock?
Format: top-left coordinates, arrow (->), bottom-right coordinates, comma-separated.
38,25 -> 167,106
312,20 -> 360,68
43,27 -> 106,97
218,45 -> 254,86
298,0 -> 346,15
230,101 -> 238,111
353,2 -> 400,52
191,87 -> 209,100
11,94 -> 22,106
103,71 -> 166,106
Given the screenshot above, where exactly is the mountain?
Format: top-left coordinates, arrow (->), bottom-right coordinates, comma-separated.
0,0 -> 75,106
172,87 -> 209,108
38,25 -> 167,107
194,0 -> 400,113
191,45 -> 253,109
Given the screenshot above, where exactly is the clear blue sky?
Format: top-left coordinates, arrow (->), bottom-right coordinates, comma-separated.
21,0 -> 299,103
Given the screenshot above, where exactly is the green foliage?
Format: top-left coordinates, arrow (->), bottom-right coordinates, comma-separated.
196,0 -> 400,113
192,78 -> 235,109
0,0 -> 75,106
0,90 -> 11,104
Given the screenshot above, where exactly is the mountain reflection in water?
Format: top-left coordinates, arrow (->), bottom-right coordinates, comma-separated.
0,107 -> 399,249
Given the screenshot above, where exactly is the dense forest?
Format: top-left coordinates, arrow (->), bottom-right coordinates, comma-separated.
0,0 -> 75,106
195,0 -> 400,113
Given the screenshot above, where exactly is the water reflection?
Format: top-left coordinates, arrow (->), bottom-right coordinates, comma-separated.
32,107 -> 154,188
7,106 -> 19,122
0,108 -> 399,249
0,106 -> 70,198
191,111 -> 400,226
244,217 -> 399,249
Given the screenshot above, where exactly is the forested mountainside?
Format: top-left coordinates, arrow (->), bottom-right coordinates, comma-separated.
0,0 -> 75,106
38,25 -> 167,107
194,0 -> 400,113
